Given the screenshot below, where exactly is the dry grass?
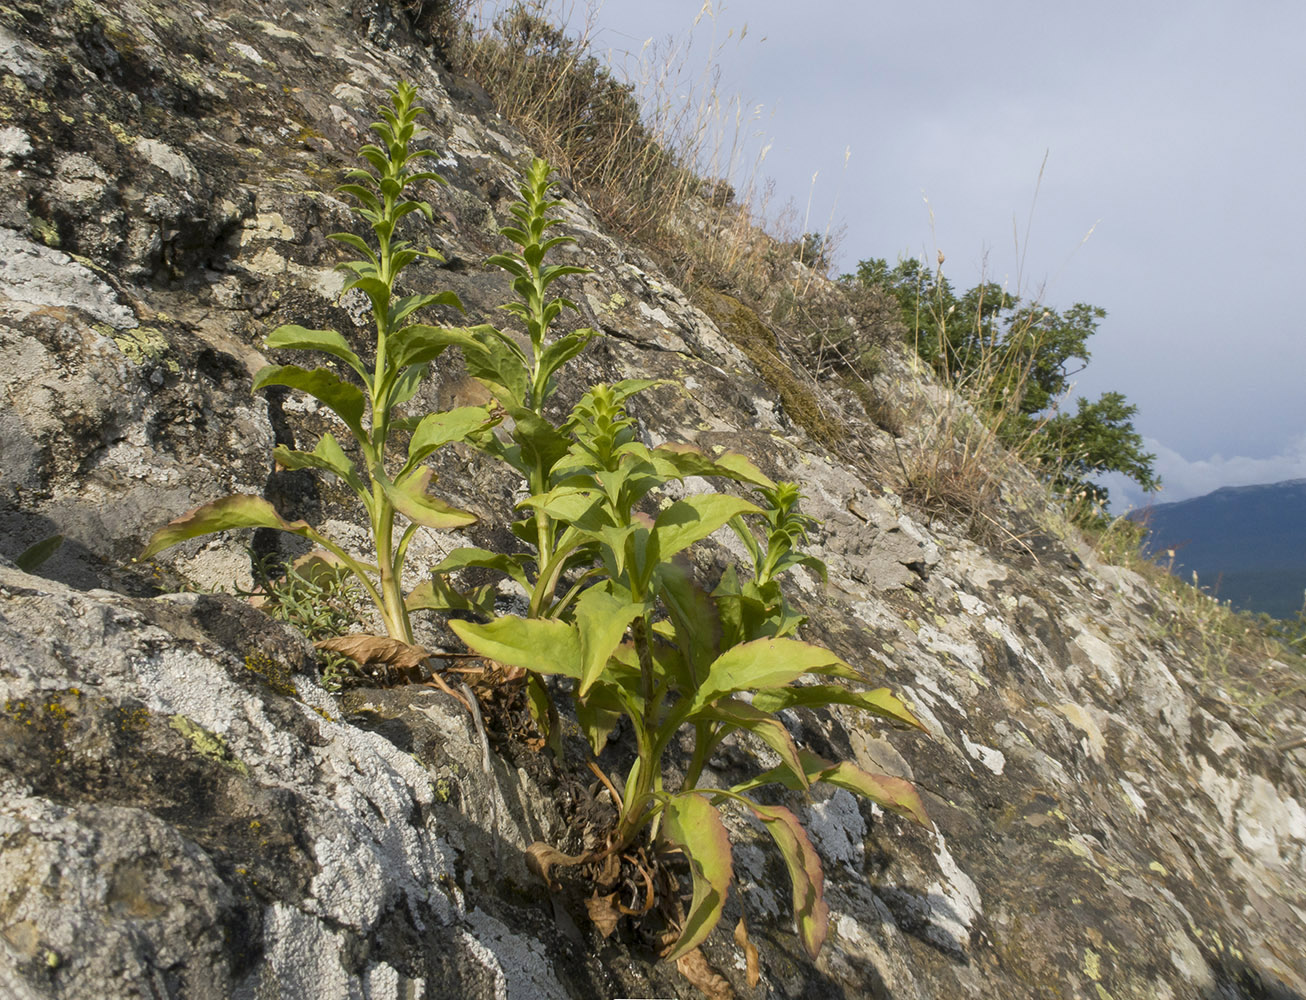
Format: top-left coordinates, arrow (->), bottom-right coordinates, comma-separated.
452,1 -> 789,293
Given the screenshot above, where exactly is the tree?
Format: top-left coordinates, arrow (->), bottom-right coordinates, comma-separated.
844,257 -> 1158,508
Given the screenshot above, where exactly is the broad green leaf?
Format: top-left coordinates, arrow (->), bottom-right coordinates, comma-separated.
511,408 -> 573,479
387,323 -> 479,371
15,535 -> 63,572
652,561 -> 720,681
140,495 -> 316,560
576,681 -> 625,755
691,638 -> 858,712
264,326 -> 366,380
574,585 -> 645,696
752,685 -> 928,732
380,468 -> 477,529
662,793 -> 733,961
463,329 -> 529,408
651,495 -> 762,563
273,434 -> 367,500
536,328 -> 597,385
429,546 -> 532,591
743,800 -> 828,958
405,576 -> 496,616
405,406 -> 500,468
253,365 -> 368,441
390,361 -> 427,408
449,615 -> 582,679
391,290 -> 463,326
695,698 -> 808,789
653,443 -> 775,488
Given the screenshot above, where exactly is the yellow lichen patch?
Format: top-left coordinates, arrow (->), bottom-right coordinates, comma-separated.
1083,947 -> 1102,980
1148,861 -> 1167,876
113,327 -> 181,373
168,715 -> 248,774
244,651 -> 298,697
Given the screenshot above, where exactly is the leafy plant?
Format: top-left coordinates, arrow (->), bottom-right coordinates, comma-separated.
141,83 -> 497,644
426,163 -> 932,959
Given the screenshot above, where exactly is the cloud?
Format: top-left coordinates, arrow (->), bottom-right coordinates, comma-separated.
1103,435 -> 1306,511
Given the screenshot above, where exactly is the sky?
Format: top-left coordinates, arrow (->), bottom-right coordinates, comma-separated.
477,1 -> 1306,509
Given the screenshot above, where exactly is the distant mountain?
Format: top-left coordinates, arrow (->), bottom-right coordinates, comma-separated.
1129,479 -> 1306,619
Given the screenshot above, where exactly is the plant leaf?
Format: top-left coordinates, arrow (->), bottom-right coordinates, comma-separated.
387,323 -> 479,371
429,546 -> 532,591
585,894 -> 622,939
273,433 -> 368,501
751,684 -> 928,732
674,949 -> 734,1000
405,405 -> 500,468
802,753 -> 933,829
652,494 -> 763,563
140,495 -> 316,560
743,800 -> 828,958
662,792 -> 733,961
254,365 -> 368,441
449,615 -> 582,679
734,917 -> 761,987
691,638 -> 858,712
573,584 -> 645,696
265,325 -> 367,380
315,634 -> 429,669
15,535 -> 63,572
695,698 -> 808,789
381,467 -> 477,529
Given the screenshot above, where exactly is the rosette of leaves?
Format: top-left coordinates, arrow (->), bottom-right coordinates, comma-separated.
449,383 -> 933,962
141,83 -> 497,644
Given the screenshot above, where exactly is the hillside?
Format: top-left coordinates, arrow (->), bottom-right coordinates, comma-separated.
1133,480 -> 1306,619
1,2 -> 1305,999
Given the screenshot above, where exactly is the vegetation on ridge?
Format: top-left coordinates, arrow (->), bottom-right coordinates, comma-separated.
143,85 -> 933,969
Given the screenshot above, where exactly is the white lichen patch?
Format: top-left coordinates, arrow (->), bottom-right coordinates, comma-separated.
229,41 -> 265,64
923,835 -> 982,953
959,731 -> 1006,775
1236,775 -> 1306,868
134,137 -> 199,186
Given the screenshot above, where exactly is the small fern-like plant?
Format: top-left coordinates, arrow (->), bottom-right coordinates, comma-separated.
141,83 -> 497,644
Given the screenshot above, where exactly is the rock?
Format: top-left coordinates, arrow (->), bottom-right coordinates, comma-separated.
1,0 -> 1304,997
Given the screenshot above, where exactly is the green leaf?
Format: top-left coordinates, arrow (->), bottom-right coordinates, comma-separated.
264,326 -> 367,380
387,324 -> 479,371
653,443 -> 775,488
574,585 -> 645,696
449,615 -> 582,679
15,535 -> 63,572
752,685 -> 928,732
691,638 -> 859,711
662,793 -> 733,961
273,433 -> 367,500
536,328 -> 597,387
381,468 -> 477,529
391,290 -> 463,326
576,681 -> 625,754
651,494 -> 763,563
429,546 -> 533,590
252,365 -> 367,441
405,406 -> 500,469
463,330 -> 530,408
743,800 -> 828,958
405,576 -> 496,616
695,698 -> 808,789
390,361 -> 428,409
140,495 -> 317,560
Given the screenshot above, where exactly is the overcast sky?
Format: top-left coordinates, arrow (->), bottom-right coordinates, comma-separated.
482,1 -> 1306,508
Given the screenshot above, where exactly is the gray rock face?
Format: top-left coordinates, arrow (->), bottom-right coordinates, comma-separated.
1,1 -> 1304,998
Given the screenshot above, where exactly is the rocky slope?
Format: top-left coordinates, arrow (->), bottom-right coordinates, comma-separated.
2,1 -> 1305,998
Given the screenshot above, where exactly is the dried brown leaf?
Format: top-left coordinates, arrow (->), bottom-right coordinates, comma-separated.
524,842 -> 588,889
734,917 -> 760,987
675,948 -> 734,1000
584,893 -> 621,938
315,634 -> 429,669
